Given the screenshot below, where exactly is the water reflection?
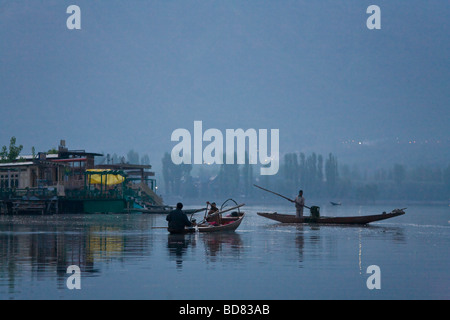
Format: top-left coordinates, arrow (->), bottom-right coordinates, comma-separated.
167,233 -> 196,269
202,233 -> 244,263
295,234 -> 305,266
0,215 -> 154,292
264,222 -> 406,270
166,232 -> 244,269
0,206 -> 424,299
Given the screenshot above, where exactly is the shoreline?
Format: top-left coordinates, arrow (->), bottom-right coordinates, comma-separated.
163,196 -> 449,208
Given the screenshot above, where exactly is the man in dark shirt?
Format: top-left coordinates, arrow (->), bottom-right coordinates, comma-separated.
166,203 -> 193,234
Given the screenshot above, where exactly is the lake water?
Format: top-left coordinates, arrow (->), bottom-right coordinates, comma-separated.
0,203 -> 448,300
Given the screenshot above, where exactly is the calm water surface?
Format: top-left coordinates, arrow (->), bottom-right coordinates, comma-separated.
0,204 -> 448,300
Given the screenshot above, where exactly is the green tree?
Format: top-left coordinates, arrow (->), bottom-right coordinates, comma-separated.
0,137 -> 23,162
0,146 -> 7,161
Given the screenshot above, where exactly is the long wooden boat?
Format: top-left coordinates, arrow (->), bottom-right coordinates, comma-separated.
257,208 -> 406,225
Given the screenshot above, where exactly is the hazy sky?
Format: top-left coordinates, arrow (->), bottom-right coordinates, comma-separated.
0,0 -> 449,169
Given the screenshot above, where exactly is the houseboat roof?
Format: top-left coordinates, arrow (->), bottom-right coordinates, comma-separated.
59,150 -> 104,157
0,161 -> 35,167
16,154 -> 59,160
95,164 -> 152,170
0,160 -> 69,168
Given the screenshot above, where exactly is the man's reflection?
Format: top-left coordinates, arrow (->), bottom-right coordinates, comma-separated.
167,233 -> 194,269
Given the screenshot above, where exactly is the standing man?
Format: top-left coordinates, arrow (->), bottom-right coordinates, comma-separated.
166,203 -> 194,234
294,190 -> 305,218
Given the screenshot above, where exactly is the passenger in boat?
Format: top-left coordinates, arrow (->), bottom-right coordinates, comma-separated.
294,190 -> 305,218
206,201 -> 221,226
166,203 -> 194,233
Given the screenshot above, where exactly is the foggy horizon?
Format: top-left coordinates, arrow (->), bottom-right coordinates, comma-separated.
1,1 -> 449,175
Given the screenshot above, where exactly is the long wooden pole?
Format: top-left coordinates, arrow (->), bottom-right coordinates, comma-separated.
253,184 -> 310,209
253,184 -> 294,202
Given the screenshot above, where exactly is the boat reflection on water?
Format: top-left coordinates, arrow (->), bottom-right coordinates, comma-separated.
166,232 -> 244,269
202,233 -> 244,262
265,222 -> 406,270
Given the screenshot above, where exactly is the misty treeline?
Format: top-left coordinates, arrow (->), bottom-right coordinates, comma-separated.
95,150 -> 151,166
162,151 -> 450,203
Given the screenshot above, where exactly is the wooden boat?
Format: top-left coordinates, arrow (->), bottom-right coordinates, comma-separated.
168,202 -> 245,234
184,213 -> 245,233
257,208 -> 406,225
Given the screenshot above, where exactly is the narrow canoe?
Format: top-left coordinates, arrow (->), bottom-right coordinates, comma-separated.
172,213 -> 245,234
257,209 -> 405,225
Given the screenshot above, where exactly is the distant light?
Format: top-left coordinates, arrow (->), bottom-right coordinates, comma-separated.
358,141 -> 362,145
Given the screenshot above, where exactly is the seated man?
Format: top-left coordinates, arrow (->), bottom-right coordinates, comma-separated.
166,203 -> 194,234
206,201 -> 221,225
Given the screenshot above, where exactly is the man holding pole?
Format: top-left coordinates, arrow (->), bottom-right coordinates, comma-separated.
294,190 -> 305,218
253,184 -> 310,218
